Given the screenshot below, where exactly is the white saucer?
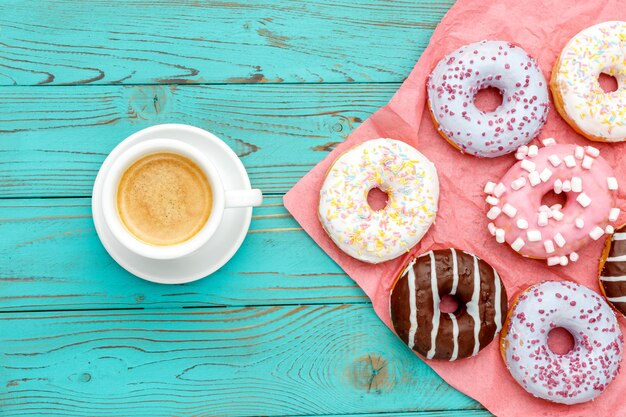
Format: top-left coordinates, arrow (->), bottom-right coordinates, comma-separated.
92,124 -> 253,284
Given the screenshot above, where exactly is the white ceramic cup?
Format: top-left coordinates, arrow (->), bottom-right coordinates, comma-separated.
102,138 -> 262,260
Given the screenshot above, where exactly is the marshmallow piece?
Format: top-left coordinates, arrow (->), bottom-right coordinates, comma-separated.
537,211 -> 549,227
529,171 -> 541,186
502,203 -> 517,218
517,218 -> 529,230
544,240 -> 555,254
527,230 -> 542,242
495,228 -> 505,243
488,222 -> 497,236
576,192 -> 591,207
553,179 -> 563,194
575,146 -> 585,159
550,204 -> 562,211
564,155 -> 576,167
589,226 -> 604,240
484,181 -> 497,194
606,225 -> 615,235
511,177 -> 526,190
575,217 -> 584,229
528,145 -> 539,157
560,256 -> 569,266
610,208 -> 621,222
515,152 -> 526,161
608,177 -> 618,191
582,155 -> 594,169
539,168 -> 552,182
493,183 -> 507,198
517,145 -> 529,155
562,180 -> 572,192
547,256 -> 561,266
548,154 -> 562,167
486,195 -> 499,205
521,159 -> 536,173
554,233 -> 566,248
487,206 -> 501,220
511,237 -> 525,251
586,146 -> 600,157
569,252 -> 579,262
552,210 -> 564,221
542,138 -> 556,146
539,205 -> 550,213
571,177 -> 582,192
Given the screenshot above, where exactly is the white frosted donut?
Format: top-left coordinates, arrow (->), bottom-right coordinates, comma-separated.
551,21 -> 626,142
501,281 -> 623,405
319,139 -> 439,263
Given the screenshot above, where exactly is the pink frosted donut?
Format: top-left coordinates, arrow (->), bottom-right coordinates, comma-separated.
484,140 -> 619,266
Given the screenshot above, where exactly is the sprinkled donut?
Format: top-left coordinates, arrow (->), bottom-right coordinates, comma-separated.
501,281 -> 623,404
599,224 -> 626,317
551,21 -> 626,142
319,139 -> 439,264
485,139 -> 618,266
390,249 -> 507,360
427,40 -> 549,157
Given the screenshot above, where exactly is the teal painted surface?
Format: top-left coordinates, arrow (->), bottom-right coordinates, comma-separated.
0,1 -> 493,415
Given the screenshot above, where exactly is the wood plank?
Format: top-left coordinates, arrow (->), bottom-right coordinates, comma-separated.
0,306 -> 481,416
0,196 -> 370,311
0,83 -> 396,198
0,0 -> 453,85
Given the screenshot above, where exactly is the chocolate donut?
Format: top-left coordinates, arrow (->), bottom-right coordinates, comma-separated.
390,249 -> 507,360
600,223 -> 626,317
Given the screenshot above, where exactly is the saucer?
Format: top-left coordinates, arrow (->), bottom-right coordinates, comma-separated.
92,124 -> 253,284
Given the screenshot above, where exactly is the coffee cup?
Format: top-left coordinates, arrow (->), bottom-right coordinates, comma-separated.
101,138 -> 262,260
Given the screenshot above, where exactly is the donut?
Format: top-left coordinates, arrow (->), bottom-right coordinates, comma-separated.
501,281 -> 623,404
485,139 -> 618,266
599,223 -> 626,317
318,138 -> 439,264
389,249 -> 507,360
427,40 -> 549,158
551,21 -> 626,142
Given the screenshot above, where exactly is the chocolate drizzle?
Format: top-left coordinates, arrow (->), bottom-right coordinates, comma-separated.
600,225 -> 626,316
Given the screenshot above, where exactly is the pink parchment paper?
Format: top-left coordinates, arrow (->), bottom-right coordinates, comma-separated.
284,0 -> 626,415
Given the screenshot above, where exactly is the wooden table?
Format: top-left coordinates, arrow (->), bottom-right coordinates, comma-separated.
0,1 -> 492,415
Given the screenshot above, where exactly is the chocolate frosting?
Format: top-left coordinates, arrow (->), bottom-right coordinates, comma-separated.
389,249 -> 507,360
600,224 -> 626,317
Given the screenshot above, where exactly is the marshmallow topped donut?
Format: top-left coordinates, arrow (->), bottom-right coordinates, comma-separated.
599,224 -> 626,317
551,21 -> 626,142
319,139 -> 439,264
501,281 -> 623,404
390,249 -> 507,361
427,40 -> 549,158
485,139 -> 618,266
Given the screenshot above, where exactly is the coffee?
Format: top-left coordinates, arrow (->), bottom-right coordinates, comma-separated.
117,152 -> 212,246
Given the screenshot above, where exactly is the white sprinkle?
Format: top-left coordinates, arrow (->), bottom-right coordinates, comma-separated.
608,177 -> 618,191
576,193 -> 591,207
570,252 -> 579,262
539,205 -> 550,213
575,217 -> 584,229
582,155 -> 594,169
487,206 -> 501,220
610,208 -> 620,222
517,145 -> 529,155
527,230 -> 542,242
571,177 -> 582,192
548,154 -> 562,167
538,211 -> 548,226
606,225 -> 615,235
517,218 -> 529,229
590,226 -> 604,240
539,168 -> 552,182
502,203 -> 517,218
547,256 -> 561,266
484,181 -> 496,194
586,146 -> 600,157
493,183 -> 507,198
515,152 -> 526,160
562,180 -> 572,192
564,155 -> 576,167
575,146 -> 585,159
488,222 -> 497,236
521,159 -> 536,173
560,256 -> 569,266
550,204 -> 562,211
496,228 -> 505,243
486,195 -> 499,205
554,233 -> 566,247
544,240 -> 555,254
553,179 -> 563,194
552,210 -> 564,221
528,145 -> 538,157
511,237 -> 525,251
542,138 -> 556,146
511,177 -> 526,190
529,171 -> 541,186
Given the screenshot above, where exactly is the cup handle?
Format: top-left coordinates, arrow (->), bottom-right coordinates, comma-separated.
224,189 -> 263,208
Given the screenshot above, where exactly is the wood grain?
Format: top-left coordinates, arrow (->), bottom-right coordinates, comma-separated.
0,0 -> 453,85
0,83 -> 397,198
0,306 -> 483,416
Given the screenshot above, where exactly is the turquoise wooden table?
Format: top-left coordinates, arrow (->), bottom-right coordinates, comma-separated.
0,1 -> 494,415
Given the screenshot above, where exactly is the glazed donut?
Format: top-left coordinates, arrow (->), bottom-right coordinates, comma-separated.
390,249 -> 507,360
485,140 -> 618,266
551,21 -> 626,142
427,40 -> 549,158
501,281 -> 623,404
319,139 -> 439,264
599,223 -> 626,317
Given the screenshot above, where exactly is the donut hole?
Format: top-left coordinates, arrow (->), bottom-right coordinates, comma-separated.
598,72 -> 619,93
541,190 -> 567,209
367,187 -> 389,211
547,327 -> 575,355
474,86 -> 503,113
440,294 -> 461,314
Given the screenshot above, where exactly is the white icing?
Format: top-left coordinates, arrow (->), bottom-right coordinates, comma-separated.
466,253 -> 481,356
406,259 -> 418,349
449,313 -> 459,362
427,251 -> 440,360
